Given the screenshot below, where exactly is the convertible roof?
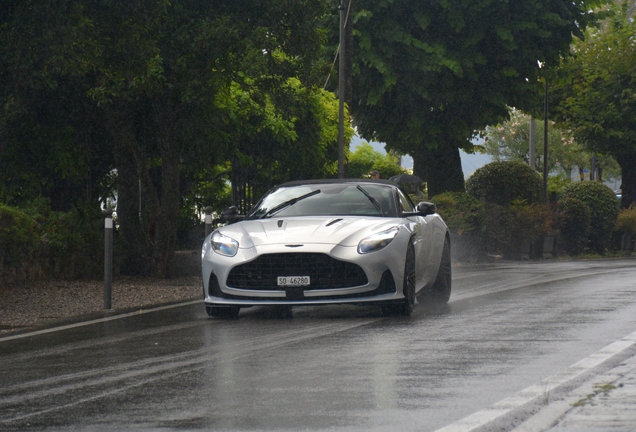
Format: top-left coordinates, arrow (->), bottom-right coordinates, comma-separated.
278,178 -> 399,187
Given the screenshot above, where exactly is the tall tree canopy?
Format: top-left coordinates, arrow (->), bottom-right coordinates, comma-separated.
0,0 -> 339,276
551,0 -> 636,208
349,0 -> 606,197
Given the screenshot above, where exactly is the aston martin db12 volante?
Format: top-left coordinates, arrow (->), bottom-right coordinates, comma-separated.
201,179 -> 451,318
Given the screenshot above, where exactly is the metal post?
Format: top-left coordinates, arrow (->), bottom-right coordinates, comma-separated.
104,208 -> 113,310
205,206 -> 214,237
337,0 -> 346,179
529,117 -> 536,170
543,78 -> 549,202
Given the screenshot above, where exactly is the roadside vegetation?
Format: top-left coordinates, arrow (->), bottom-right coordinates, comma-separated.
1,0 -> 634,284
432,160 -> 632,262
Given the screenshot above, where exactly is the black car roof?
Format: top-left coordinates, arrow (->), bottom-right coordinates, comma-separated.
278,178 -> 399,187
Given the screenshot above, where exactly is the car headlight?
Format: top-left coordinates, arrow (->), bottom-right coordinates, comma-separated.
212,231 -> 239,257
358,227 -> 399,254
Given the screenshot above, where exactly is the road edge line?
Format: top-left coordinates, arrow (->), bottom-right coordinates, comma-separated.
0,299 -> 202,343
434,330 -> 636,432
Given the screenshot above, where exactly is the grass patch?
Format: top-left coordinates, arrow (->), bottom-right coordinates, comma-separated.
572,383 -> 617,407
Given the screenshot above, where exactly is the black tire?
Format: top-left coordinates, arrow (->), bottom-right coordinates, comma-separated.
382,242 -> 416,316
402,242 -> 416,314
430,237 -> 452,304
206,306 -> 240,319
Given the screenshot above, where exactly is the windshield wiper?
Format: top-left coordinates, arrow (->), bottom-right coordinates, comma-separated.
261,189 -> 321,218
356,185 -> 384,215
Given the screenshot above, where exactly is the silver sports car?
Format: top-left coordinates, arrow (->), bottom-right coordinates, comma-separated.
201,179 -> 451,318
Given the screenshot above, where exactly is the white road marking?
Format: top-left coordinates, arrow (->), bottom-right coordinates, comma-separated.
0,300 -> 202,343
435,330 -> 636,432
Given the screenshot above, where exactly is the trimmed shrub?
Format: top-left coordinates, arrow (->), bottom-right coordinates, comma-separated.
561,181 -> 619,253
555,197 -> 591,255
482,203 -> 514,257
466,160 -> 543,206
498,199 -> 553,259
509,199 -> 552,240
614,204 -> 636,252
615,204 -> 636,236
430,192 -> 485,235
431,192 -> 486,262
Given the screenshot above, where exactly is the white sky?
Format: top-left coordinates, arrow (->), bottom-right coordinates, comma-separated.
349,134 -> 492,179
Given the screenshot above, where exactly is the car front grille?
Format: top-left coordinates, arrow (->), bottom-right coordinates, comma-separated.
226,253 -> 368,290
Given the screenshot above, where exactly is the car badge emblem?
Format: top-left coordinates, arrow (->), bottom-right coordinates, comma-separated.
285,244 -> 304,248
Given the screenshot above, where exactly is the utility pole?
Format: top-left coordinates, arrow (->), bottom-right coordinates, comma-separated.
543,78 -> 549,202
529,117 -> 536,170
337,0 -> 347,179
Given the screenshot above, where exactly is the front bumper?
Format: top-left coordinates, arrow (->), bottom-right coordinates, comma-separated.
202,241 -> 407,307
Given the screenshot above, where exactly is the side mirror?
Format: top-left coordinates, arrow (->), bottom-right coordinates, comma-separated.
221,206 -> 244,224
415,201 -> 437,216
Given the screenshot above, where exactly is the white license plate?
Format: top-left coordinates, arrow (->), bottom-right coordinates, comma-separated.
277,276 -> 310,286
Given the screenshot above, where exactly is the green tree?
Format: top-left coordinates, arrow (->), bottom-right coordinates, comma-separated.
347,0 -> 606,197
0,1 -> 116,210
551,1 -> 636,208
483,108 -> 620,181
346,142 -> 405,179
0,0 -> 335,277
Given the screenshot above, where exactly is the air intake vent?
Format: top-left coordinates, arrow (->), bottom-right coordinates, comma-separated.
226,253 -> 368,290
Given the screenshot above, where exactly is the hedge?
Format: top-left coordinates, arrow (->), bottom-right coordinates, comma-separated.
560,181 -> 619,253
466,160 -> 543,206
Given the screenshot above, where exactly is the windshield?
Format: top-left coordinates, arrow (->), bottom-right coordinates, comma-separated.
247,184 -> 396,219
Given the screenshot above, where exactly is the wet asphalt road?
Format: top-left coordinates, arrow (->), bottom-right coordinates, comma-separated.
1,259 -> 636,431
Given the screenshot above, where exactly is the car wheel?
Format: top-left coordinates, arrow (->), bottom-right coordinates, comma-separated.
401,242 -> 416,314
206,306 -> 240,319
383,242 -> 416,316
430,237 -> 451,303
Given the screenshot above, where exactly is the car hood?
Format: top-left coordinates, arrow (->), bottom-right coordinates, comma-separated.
218,217 -> 401,249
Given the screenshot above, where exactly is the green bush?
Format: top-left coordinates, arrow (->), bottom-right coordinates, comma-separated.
509,199 -> 553,239
430,192 -> 485,235
560,181 -> 619,253
466,160 -> 543,206
615,204 -> 636,236
0,200 -> 103,284
548,175 -> 573,195
0,205 -> 40,267
431,192 -> 486,262
40,202 -> 103,277
490,199 -> 553,259
555,197 -> 591,255
482,203 -> 514,257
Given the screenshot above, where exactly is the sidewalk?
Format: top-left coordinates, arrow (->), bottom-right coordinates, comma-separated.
513,351 -> 636,431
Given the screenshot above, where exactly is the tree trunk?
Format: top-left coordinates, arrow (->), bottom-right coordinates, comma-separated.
114,128 -> 152,275
103,98 -> 182,278
0,134 -> 7,166
105,106 -> 160,276
152,101 -> 180,278
616,152 -> 636,209
412,143 -> 465,198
